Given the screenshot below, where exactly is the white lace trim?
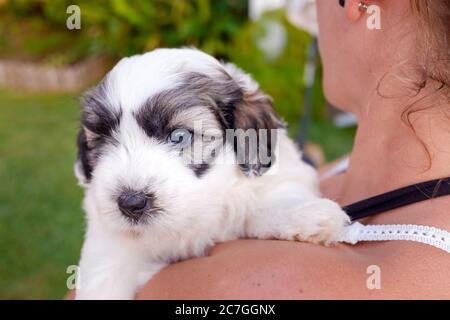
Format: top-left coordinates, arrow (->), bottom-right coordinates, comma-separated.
336,223 -> 450,253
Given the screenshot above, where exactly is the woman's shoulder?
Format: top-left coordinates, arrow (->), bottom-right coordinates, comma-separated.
136,238 -> 450,299
136,239 -> 356,299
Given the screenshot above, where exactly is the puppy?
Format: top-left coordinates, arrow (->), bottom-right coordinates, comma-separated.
74,48 -> 349,299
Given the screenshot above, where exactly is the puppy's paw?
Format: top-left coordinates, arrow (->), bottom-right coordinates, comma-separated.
285,199 -> 350,245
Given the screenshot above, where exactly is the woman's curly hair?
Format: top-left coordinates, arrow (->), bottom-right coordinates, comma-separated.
410,0 -> 450,93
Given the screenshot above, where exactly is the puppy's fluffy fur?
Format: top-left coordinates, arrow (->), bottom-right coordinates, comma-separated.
75,48 -> 349,299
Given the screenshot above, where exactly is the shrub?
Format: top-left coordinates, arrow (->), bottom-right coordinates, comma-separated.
0,0 -> 247,64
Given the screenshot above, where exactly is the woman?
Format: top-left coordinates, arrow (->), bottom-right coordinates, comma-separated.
136,0 -> 450,298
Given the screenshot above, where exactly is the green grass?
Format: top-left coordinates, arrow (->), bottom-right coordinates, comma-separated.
0,90 -> 84,299
0,83 -> 354,299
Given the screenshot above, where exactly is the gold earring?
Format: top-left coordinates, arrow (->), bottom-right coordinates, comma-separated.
358,1 -> 369,12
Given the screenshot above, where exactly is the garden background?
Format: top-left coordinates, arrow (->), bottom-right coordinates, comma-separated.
0,0 -> 355,299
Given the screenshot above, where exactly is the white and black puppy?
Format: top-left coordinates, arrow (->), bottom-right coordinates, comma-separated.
75,48 -> 349,299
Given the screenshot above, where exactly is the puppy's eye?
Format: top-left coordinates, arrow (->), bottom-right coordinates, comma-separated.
168,128 -> 192,145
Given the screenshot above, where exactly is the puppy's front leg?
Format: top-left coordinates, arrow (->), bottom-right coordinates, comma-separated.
245,184 -> 350,245
76,233 -> 164,300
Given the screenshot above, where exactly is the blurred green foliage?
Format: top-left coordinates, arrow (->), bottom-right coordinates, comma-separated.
0,0 -> 247,64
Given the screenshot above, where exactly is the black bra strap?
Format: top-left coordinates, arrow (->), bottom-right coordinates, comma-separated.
343,177 -> 450,221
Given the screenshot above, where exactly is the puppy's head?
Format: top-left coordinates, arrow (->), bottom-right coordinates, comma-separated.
75,48 -> 284,233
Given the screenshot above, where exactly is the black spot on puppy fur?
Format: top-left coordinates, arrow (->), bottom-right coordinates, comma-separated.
134,72 -> 242,178
189,163 -> 210,178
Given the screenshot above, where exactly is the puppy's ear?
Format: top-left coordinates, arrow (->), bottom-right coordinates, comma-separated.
74,106 -> 111,188
75,81 -> 120,187
74,128 -> 91,188
222,63 -> 286,177
74,90 -> 103,188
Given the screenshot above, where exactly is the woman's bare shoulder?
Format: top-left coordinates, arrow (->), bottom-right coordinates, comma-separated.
136,239 -> 392,299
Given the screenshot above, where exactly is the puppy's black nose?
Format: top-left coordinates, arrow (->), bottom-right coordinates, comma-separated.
118,192 -> 148,218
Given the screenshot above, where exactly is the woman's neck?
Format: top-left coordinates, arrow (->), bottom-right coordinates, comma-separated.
338,88 -> 450,206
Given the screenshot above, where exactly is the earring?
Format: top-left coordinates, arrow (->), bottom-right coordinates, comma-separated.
358,1 -> 369,12
339,0 -> 368,11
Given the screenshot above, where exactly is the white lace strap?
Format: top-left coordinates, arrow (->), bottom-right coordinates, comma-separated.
336,223 -> 450,253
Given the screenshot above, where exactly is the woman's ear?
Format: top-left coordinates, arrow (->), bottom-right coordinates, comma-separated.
221,63 -> 286,177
